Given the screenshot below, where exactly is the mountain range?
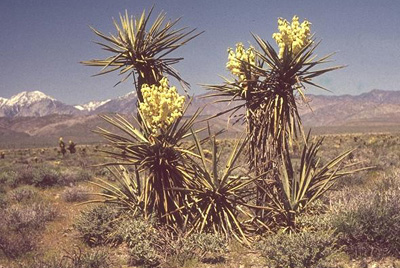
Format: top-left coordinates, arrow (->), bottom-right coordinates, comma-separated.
1,89 -> 400,148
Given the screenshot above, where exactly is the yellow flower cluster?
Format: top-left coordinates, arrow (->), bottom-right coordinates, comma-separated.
226,43 -> 255,80
139,77 -> 185,133
272,16 -> 312,58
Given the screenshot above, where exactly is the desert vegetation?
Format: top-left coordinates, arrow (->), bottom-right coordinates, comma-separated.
1,135 -> 400,267
1,7 -> 400,268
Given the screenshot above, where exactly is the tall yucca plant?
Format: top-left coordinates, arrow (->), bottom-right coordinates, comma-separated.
90,107 -> 203,227
207,36 -> 343,169
81,7 -> 203,227
81,7 -> 202,101
206,18 -> 344,219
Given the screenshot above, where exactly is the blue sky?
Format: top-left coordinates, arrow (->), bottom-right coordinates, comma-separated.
0,0 -> 399,104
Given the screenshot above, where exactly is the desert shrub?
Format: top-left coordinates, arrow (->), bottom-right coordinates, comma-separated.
62,186 -> 89,203
0,200 -> 57,258
76,209 -> 227,267
4,164 -> 89,188
332,185 -> 400,258
6,164 -> 63,187
59,168 -> 92,186
0,185 -> 6,208
94,167 -> 111,177
0,227 -> 38,258
127,231 -> 227,267
6,202 -> 58,232
257,230 -> 340,268
20,247 -> 112,268
118,216 -> 227,267
11,167 -> 34,187
112,214 -> 158,246
129,239 -> 160,267
164,232 -> 227,266
31,165 -> 63,187
74,204 -> 122,247
6,185 -> 39,204
0,169 -> 18,186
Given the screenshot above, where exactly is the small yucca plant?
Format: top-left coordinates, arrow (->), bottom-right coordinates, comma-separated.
260,133 -> 368,232
176,129 -> 264,244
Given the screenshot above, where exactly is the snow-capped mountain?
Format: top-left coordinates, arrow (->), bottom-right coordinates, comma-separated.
0,97 -> 7,107
0,90 -> 138,118
93,91 -> 137,114
74,99 -> 111,112
3,89 -> 400,129
0,91 -> 80,117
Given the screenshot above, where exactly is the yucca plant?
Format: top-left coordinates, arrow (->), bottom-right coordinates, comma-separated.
206,16 -> 344,219
88,96 -> 203,226
208,16 -> 342,168
259,133 -> 368,232
175,129 -> 265,244
81,7 -> 202,101
81,8 -> 203,227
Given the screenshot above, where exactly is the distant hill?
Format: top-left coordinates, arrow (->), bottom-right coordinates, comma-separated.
299,89 -> 400,126
1,89 -> 400,148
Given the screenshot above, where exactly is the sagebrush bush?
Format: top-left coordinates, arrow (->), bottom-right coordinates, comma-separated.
74,204 -> 122,247
129,239 -> 160,267
0,163 -> 92,188
6,164 -> 62,187
332,179 -> 400,258
112,214 -> 158,247
62,186 -> 89,203
257,230 -> 340,268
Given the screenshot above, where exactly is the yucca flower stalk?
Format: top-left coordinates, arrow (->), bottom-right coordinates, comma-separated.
81,7 -> 202,102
